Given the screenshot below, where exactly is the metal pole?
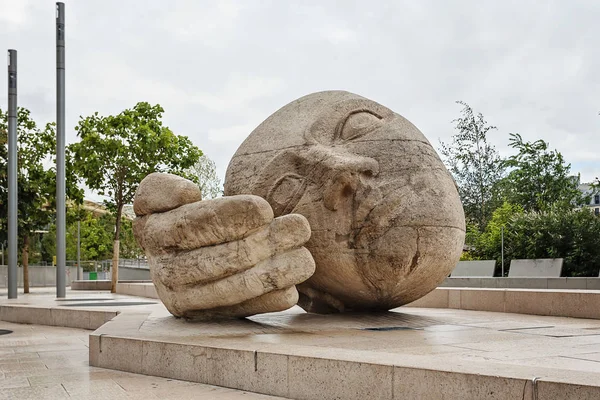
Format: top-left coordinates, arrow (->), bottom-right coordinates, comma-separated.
77,219 -> 81,280
501,226 -> 505,277
56,2 -> 66,298
7,49 -> 18,299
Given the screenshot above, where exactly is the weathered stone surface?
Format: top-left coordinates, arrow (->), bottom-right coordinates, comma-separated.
225,90 -> 465,313
133,180 -> 315,319
508,258 -> 564,277
451,260 -> 496,277
134,172 -> 202,216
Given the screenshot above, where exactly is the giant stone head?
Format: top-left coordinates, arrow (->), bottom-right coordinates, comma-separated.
225,91 -> 465,313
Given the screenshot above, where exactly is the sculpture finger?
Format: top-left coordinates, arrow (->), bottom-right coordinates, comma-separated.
179,287 -> 299,320
161,247 -> 315,315
134,173 -> 202,217
141,194 -> 274,254
151,213 -> 311,287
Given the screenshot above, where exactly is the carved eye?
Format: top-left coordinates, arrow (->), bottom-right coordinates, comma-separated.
267,173 -> 306,216
338,110 -> 383,141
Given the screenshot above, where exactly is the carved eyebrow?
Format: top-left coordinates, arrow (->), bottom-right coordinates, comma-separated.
335,109 -> 384,142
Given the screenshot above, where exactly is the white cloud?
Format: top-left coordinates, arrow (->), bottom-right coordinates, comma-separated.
190,74 -> 286,114
207,121 -> 260,144
0,0 -> 31,29
163,0 -> 244,47
1,0 -> 598,190
322,27 -> 357,45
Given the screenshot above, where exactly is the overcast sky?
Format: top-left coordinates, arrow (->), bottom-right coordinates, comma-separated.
1,0 -> 599,202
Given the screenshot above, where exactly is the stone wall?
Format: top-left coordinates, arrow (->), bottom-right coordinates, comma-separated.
0,265 -> 79,288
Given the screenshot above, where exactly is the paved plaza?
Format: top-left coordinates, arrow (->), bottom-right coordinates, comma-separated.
0,289 -> 283,400
2,288 -> 600,398
0,322 -> 283,400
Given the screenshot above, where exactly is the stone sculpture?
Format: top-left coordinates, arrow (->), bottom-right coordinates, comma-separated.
133,173 -> 315,320
133,91 -> 465,319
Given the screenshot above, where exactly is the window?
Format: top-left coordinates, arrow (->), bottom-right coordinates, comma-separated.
596,208 -> 600,216
595,194 -> 600,205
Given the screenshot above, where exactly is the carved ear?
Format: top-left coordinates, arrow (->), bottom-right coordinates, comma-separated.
267,173 -> 306,216
254,151 -> 308,217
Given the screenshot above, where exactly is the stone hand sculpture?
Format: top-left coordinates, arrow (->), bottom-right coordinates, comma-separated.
132,173 -> 315,319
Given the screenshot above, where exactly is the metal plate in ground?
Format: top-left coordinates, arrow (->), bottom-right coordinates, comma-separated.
362,326 -> 423,331
55,298 -> 115,302
61,301 -> 156,307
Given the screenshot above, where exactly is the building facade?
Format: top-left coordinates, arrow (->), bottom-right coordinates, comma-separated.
579,183 -> 600,215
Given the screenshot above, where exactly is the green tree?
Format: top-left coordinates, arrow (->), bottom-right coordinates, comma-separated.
43,212 -> 114,263
66,212 -> 112,261
187,154 -> 222,199
500,133 -> 584,212
472,204 -> 600,277
502,209 -> 600,277
67,212 -> 141,261
0,108 -> 82,291
118,218 -> 144,259
472,202 -> 524,274
69,102 -> 202,292
440,101 -> 505,232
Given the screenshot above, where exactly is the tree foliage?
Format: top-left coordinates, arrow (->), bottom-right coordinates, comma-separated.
500,133 -> 584,212
470,202 -> 523,274
0,107 -> 82,282
41,211 -> 143,263
70,102 -> 202,212
471,205 -> 600,277
187,154 -> 222,199
1,108 -> 54,242
504,209 -> 600,277
440,101 -> 505,231
442,102 -> 598,277
69,102 -> 202,290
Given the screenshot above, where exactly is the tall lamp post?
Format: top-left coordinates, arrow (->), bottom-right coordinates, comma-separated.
7,49 -> 18,299
501,226 -> 505,277
56,2 -> 66,298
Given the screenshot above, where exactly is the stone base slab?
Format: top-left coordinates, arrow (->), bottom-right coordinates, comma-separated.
89,304 -> 600,400
441,277 -> 600,290
410,287 -> 600,319
118,282 -> 600,320
71,279 -> 112,290
0,304 -> 118,330
116,282 -> 158,299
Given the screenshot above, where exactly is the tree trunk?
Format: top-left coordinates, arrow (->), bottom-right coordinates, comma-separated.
111,240 -> 120,293
23,234 -> 29,294
111,203 -> 124,293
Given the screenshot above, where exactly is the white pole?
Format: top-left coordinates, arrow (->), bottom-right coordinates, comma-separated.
501,226 -> 505,277
77,219 -> 81,280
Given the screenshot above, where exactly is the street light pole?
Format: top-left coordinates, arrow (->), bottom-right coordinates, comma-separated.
56,2 -> 66,298
77,219 -> 81,280
7,49 -> 18,299
501,226 -> 505,277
